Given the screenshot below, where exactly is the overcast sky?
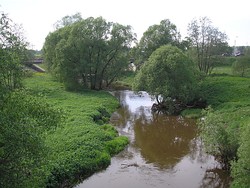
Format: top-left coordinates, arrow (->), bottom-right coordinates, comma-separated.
1,0 -> 250,50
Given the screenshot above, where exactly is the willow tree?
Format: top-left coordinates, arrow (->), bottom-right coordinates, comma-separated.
187,17 -> 228,74
43,16 -> 136,90
132,19 -> 181,69
133,45 -> 198,114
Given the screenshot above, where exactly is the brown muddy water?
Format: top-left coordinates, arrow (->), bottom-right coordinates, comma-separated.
76,90 -> 231,188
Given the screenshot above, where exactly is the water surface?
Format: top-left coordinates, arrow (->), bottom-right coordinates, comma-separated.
76,90 -> 230,188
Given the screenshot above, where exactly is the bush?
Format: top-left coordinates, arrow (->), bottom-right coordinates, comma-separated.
231,123 -> 250,188
0,90 -> 62,188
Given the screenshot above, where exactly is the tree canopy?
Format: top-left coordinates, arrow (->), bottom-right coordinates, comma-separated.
133,45 -> 198,113
43,16 -> 136,90
187,17 -> 228,74
132,19 -> 182,69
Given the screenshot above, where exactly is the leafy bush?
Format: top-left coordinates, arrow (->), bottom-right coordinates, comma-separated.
199,107 -> 240,167
0,90 -> 62,188
231,123 -> 250,188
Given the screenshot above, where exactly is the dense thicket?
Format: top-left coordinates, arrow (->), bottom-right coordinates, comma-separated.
43,16 -> 136,90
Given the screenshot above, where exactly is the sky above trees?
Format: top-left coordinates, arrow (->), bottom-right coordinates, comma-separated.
1,0 -> 250,50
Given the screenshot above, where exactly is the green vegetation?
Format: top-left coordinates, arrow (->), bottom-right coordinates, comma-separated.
187,17 -> 229,74
198,75 -> 250,187
131,19 -> 183,69
112,71 -> 135,89
0,12 -> 28,92
232,56 -> 250,77
0,90 -> 62,188
43,14 -> 135,90
24,73 -> 128,187
133,45 -> 199,114
2,8 -> 250,187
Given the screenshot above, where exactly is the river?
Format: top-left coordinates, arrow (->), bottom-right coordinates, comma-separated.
76,90 -> 231,188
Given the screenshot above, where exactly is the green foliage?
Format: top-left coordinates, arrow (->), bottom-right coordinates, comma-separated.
134,19 -> 181,67
232,56 -> 250,77
199,75 -> 250,187
0,11 -> 29,91
181,108 -> 202,118
200,76 -> 250,108
134,45 -> 198,106
24,73 -> 128,187
112,71 -> 135,89
231,123 -> 250,188
105,136 -> 129,155
0,90 -> 62,188
199,107 -> 240,165
187,17 -> 229,74
43,16 -> 136,90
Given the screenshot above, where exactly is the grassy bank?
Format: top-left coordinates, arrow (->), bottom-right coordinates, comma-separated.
24,73 -> 128,187
199,75 -> 250,187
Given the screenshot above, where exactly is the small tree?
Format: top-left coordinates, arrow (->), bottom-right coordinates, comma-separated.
133,45 -> 198,114
232,56 -> 250,77
0,11 -> 28,91
187,17 -> 228,74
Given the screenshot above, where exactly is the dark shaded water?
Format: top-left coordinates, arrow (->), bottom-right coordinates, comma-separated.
76,91 -> 231,188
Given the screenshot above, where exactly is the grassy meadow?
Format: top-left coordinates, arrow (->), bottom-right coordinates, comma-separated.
24,73 -> 128,187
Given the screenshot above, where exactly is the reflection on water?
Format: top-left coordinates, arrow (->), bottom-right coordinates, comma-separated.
76,90 -> 231,188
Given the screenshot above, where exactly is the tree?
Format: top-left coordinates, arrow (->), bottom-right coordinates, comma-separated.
133,19 -> 181,69
44,16 -> 136,90
0,11 -> 28,91
133,45 -> 198,114
53,12 -> 82,29
232,56 -> 250,77
187,17 -> 228,74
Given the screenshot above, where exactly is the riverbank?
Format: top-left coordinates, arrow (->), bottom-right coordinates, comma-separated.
24,73 -> 129,187
199,75 -> 250,187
